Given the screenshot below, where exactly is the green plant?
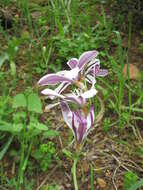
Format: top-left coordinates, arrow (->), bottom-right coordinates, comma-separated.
103,118 -> 111,132
123,171 -> 138,190
32,142 -> 58,172
0,91 -> 58,189
42,184 -> 60,190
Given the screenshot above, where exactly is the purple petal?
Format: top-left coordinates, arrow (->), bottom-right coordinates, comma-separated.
67,58 -> 79,69
72,112 -> 77,140
60,101 -> 73,131
96,69 -> 108,77
86,59 -> 100,74
78,123 -> 87,142
94,64 -> 100,76
78,50 -> 99,69
38,74 -> 73,86
38,67 -> 79,86
74,111 -> 87,142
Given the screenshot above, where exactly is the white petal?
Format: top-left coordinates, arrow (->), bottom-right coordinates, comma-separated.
81,88 -> 97,99
45,102 -> 60,111
60,101 -> 73,130
41,88 -> 65,99
64,67 -> 80,80
85,74 -> 96,88
55,82 -> 70,94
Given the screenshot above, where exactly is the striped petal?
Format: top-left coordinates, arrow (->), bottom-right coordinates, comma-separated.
85,74 -> 96,88
85,59 -> 100,76
96,69 -> 108,77
74,111 -> 87,142
60,101 -> 73,130
38,74 -> 73,86
67,58 -> 79,69
38,67 -> 79,86
54,82 -> 70,95
78,50 -> 99,69
82,105 -> 95,140
86,105 -> 94,130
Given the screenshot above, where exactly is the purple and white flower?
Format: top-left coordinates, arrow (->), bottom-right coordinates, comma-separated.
38,50 -> 108,98
42,88 -> 97,110
61,101 -> 95,143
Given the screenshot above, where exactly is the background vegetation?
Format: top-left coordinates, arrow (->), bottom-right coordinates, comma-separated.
0,0 -> 143,189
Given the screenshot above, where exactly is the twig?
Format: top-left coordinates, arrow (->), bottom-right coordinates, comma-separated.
112,164 -> 120,190
36,166 -> 58,190
112,154 -> 130,171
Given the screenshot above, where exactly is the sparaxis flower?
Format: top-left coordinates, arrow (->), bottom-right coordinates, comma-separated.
38,50 -> 108,99
61,101 -> 95,144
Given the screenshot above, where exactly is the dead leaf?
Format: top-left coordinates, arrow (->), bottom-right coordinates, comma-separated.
81,160 -> 89,172
123,64 -> 139,80
97,178 -> 106,189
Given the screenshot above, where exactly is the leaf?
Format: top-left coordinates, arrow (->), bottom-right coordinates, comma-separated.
123,171 -> 138,190
43,130 -> 59,138
0,121 -> 13,132
0,122 -> 23,133
27,93 -> 42,113
97,178 -> 106,189
128,179 -> 143,190
13,94 -> 27,108
62,149 -> 73,159
0,135 -> 14,160
10,61 -> 16,76
12,124 -> 23,132
0,53 -> 9,68
34,123 -> 48,131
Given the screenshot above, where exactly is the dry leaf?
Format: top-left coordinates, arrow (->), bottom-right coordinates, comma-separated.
123,64 -> 139,80
97,178 -> 106,189
81,160 -> 89,172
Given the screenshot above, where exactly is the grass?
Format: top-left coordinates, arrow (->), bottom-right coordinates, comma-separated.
0,0 -> 143,189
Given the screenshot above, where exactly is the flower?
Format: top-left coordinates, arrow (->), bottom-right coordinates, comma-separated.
38,50 -> 107,98
61,101 -> 95,143
42,88 -> 97,110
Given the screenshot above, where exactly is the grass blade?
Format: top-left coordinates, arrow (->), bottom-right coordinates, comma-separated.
0,135 -> 14,160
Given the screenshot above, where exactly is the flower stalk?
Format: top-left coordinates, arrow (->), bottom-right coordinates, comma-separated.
72,155 -> 79,190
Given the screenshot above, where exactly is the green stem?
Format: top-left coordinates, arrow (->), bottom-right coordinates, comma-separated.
72,156 -> 78,190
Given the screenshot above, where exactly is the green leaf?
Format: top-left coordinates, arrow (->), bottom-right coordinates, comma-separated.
34,123 -> 48,131
43,130 -> 59,138
0,121 -> 13,132
0,53 -> 9,68
0,135 -> 14,160
12,124 -> 23,132
62,149 -> 73,159
27,93 -> 42,113
13,94 -> 27,108
123,171 -> 138,190
0,122 -> 23,133
10,60 -> 16,76
128,179 -> 143,190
